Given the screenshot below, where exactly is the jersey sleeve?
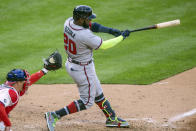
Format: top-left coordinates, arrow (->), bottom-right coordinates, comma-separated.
82,30 -> 102,50
0,89 -> 17,107
0,89 -> 17,127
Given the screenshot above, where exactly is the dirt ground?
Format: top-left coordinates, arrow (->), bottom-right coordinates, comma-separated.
10,68 -> 196,131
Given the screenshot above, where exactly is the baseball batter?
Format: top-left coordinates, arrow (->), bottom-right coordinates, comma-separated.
45,5 -> 130,131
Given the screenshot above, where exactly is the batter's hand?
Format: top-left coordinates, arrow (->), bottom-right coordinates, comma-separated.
109,28 -> 121,37
121,30 -> 130,40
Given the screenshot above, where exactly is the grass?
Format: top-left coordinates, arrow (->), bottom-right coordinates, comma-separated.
0,0 -> 196,84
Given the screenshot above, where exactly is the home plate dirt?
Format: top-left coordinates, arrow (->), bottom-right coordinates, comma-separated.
10,68 -> 196,131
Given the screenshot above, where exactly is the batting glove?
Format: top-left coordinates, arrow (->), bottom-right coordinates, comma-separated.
121,30 -> 130,40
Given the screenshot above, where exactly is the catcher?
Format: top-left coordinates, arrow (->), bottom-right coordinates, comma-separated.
0,51 -> 62,131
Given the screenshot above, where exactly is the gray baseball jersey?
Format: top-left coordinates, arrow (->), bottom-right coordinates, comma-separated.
64,17 -> 102,63
63,17 -> 104,109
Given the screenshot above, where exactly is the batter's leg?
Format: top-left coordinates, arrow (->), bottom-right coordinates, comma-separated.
55,99 -> 86,117
45,99 -> 86,131
95,94 -> 130,128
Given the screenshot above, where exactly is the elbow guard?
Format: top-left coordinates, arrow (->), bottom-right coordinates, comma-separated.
91,22 -> 101,32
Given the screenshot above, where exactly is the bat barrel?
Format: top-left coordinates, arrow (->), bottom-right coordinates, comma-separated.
128,19 -> 180,33
156,19 -> 180,29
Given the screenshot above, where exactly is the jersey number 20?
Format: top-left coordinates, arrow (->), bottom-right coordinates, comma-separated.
64,33 -> 77,55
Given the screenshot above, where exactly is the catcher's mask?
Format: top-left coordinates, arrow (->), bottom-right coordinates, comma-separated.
73,5 -> 96,21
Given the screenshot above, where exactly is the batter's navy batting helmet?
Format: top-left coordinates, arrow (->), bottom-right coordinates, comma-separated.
73,5 -> 96,21
6,69 -> 27,82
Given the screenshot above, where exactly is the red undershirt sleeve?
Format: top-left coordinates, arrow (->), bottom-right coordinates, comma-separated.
0,103 -> 11,126
29,70 -> 45,86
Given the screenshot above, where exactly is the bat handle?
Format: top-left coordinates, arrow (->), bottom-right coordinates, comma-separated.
128,25 -> 157,33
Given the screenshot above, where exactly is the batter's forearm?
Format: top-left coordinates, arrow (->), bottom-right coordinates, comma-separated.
91,22 -> 112,33
91,22 -> 121,37
100,35 -> 123,50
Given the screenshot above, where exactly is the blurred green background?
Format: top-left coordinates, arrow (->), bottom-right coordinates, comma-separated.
0,0 -> 196,84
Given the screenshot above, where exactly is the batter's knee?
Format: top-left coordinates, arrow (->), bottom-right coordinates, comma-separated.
81,97 -> 95,109
84,100 -> 95,109
84,93 -> 105,109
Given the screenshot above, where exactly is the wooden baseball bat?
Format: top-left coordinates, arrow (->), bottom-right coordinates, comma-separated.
128,19 -> 180,33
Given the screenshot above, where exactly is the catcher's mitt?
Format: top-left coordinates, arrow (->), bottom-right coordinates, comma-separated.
44,51 -> 62,71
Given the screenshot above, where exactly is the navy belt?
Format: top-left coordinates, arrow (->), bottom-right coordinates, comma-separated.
68,58 -> 92,65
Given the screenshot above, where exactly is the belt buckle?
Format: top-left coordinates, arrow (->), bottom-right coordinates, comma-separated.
80,62 -> 88,65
